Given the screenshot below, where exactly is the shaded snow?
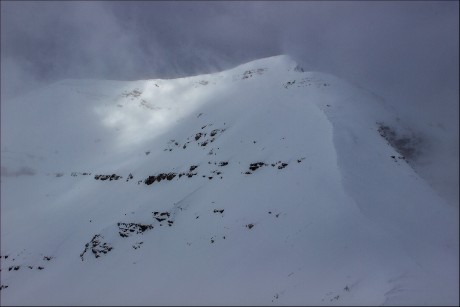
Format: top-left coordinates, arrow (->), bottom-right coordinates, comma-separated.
1,55 -> 458,305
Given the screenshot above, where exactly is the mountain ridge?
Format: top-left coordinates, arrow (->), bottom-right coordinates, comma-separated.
1,55 -> 458,305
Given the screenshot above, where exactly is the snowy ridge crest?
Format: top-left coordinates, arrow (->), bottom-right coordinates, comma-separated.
1,55 -> 458,305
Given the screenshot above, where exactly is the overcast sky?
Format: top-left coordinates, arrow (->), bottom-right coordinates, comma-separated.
2,2 -> 458,95
1,1 -> 459,201
2,1 -> 458,127
2,2 -> 458,100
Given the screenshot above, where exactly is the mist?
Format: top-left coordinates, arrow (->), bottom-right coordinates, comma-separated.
1,1 -> 458,204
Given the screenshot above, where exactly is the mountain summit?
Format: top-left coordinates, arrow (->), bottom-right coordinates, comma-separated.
1,55 -> 458,305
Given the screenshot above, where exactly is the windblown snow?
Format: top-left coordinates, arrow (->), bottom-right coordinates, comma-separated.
1,55 -> 458,305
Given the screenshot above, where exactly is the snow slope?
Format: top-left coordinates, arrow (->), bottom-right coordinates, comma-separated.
1,55 -> 458,305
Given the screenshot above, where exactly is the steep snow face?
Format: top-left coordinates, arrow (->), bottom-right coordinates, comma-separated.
1,55 -> 458,305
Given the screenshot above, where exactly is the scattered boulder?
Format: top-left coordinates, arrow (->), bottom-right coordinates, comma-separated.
210,129 -> 220,137
144,173 -> 177,185
132,242 -> 144,249
278,163 -> 288,169
145,176 -> 155,184
284,80 -> 296,88
242,68 -> 266,79
118,222 -> 153,237
249,162 -> 266,171
94,174 -> 122,181
80,235 -> 113,260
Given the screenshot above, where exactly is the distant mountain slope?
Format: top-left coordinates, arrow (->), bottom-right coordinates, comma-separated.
1,55 -> 458,305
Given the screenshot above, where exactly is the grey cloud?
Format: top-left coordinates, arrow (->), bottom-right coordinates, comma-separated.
1,1 -> 283,90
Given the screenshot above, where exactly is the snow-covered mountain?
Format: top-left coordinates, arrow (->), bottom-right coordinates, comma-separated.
1,55 -> 458,305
